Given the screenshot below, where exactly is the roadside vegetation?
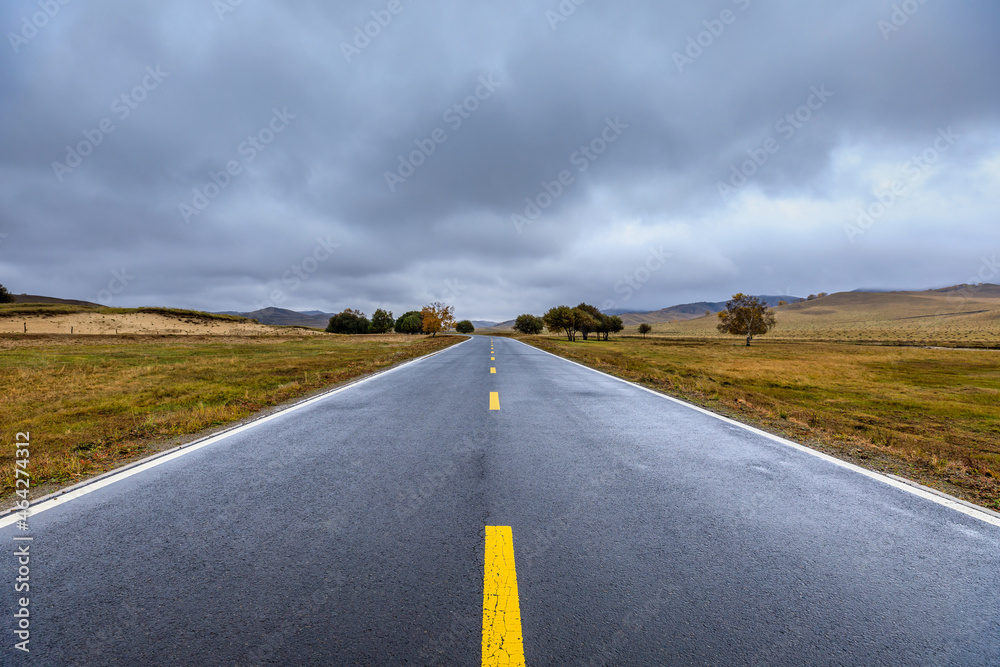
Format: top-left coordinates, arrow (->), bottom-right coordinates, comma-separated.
0,333 -> 461,501
325,302 -> 456,336
530,303 -> 624,341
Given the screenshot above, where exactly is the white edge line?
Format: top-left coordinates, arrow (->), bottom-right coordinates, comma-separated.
515,338 -> 1000,529
0,336 -> 470,529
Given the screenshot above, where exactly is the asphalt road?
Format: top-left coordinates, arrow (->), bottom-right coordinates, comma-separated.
3,335 -> 999,665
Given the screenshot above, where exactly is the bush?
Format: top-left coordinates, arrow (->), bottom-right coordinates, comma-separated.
455,320 -> 475,334
326,309 -> 371,334
421,302 -> 455,336
394,311 -> 424,334
370,308 -> 394,334
513,314 -> 544,335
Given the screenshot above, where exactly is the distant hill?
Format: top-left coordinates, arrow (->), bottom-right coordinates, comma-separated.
603,308 -> 650,316
234,308 -> 332,329
12,294 -> 102,307
478,319 -> 516,330
619,295 -> 801,326
470,320 -> 498,329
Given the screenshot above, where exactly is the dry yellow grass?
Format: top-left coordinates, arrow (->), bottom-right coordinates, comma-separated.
0,303 -> 301,335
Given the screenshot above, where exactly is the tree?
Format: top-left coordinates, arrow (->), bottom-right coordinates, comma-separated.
778,300 -> 788,306
716,293 -> 776,346
326,308 -> 371,334
421,302 -> 455,336
595,314 -> 623,340
604,315 -> 624,340
542,306 -> 596,342
574,310 -> 598,340
575,303 -> 602,340
394,311 -> 423,334
543,305 -> 577,341
0,284 -> 13,304
513,314 -> 544,335
637,323 -> 652,338
370,308 -> 394,334
455,320 -> 475,334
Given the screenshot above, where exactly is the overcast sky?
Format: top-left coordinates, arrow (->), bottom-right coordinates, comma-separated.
2,1 -> 998,321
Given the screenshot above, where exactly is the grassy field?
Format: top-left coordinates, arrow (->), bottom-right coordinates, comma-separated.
518,334 -> 1000,511
0,333 -> 461,501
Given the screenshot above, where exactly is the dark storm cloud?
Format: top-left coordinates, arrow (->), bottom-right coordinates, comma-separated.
1,0 -> 998,319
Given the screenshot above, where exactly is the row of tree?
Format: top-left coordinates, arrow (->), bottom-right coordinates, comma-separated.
511,294 -> 777,346
512,303 -> 625,342
326,302 -> 460,336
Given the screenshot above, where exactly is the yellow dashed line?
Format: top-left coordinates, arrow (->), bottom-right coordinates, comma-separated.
489,392 -> 500,410
491,357 -> 495,361
482,526 -> 526,667
490,368 -> 496,374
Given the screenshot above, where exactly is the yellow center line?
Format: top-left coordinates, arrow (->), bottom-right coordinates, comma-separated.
490,367 -> 496,374
482,526 -> 526,667
491,357 -> 495,360
489,392 -> 500,410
